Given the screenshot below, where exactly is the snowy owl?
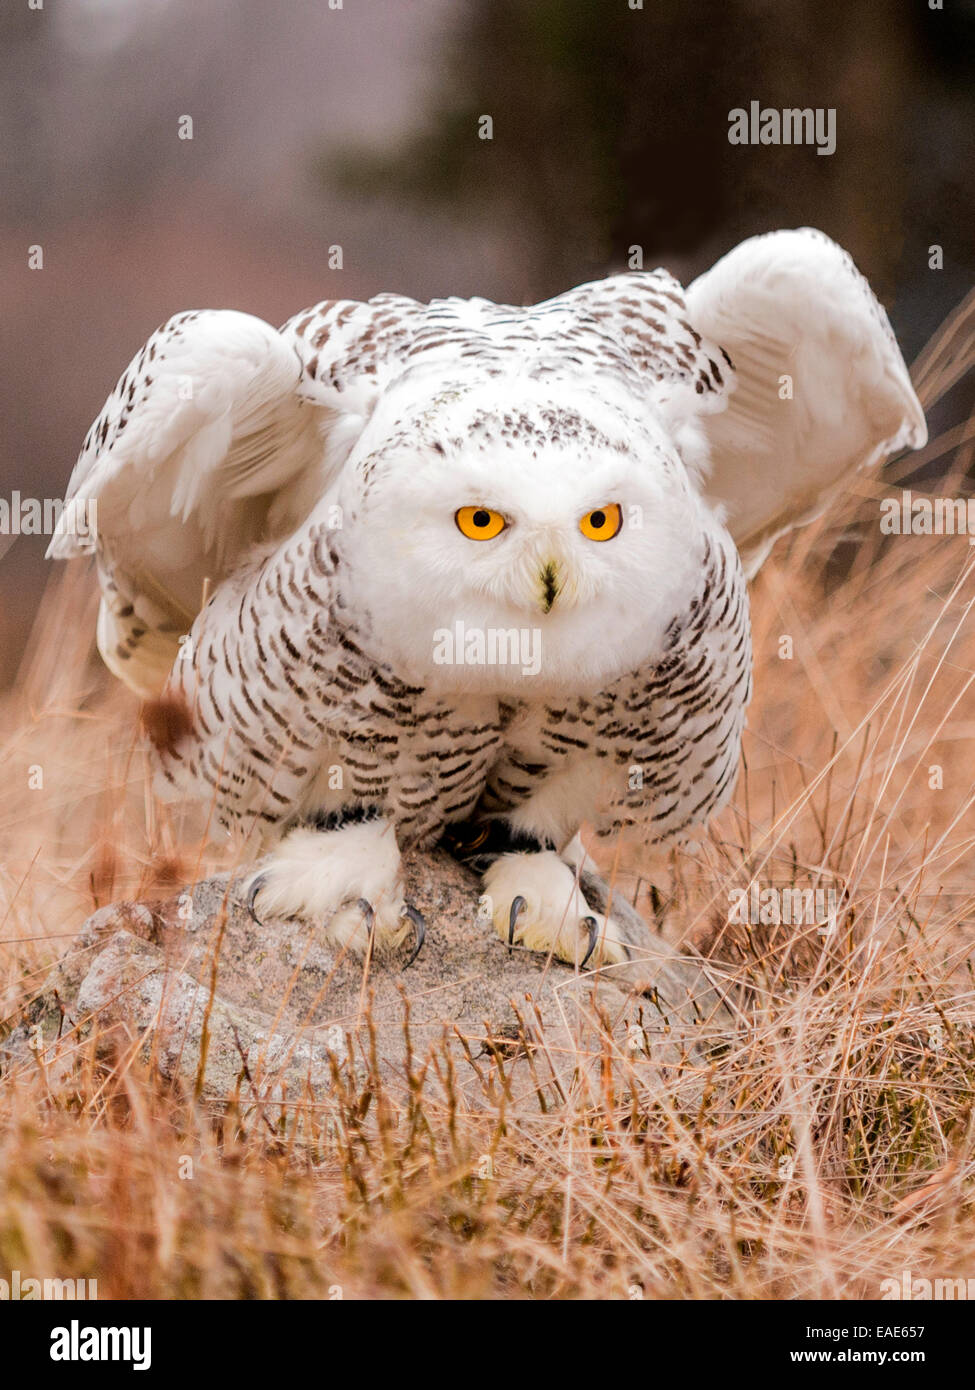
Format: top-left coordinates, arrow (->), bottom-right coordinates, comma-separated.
49,229 -> 926,970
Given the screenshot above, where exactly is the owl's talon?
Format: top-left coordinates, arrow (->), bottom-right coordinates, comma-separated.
508,895 -> 527,953
245,873 -> 268,928
400,903 -> 426,967
356,897 -> 375,941
580,915 -> 599,969
484,853 -> 630,968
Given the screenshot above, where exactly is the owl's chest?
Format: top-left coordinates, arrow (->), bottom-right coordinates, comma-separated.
305,685 -> 504,842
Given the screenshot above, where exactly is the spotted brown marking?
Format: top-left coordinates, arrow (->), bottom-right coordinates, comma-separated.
141,690 -> 194,758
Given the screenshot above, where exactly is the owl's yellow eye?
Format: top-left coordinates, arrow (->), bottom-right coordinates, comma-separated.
455,506 -> 507,540
579,503 -> 622,541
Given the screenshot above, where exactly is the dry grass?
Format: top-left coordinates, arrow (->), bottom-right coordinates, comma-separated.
1,298 -> 974,1300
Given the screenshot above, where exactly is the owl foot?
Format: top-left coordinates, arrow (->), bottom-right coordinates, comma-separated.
243,819 -> 423,963
482,851 -> 630,968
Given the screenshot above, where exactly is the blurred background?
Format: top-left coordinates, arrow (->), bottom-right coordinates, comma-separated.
1,0 -> 973,683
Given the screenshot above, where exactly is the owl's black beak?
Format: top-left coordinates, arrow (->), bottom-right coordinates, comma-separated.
539,561 -> 560,613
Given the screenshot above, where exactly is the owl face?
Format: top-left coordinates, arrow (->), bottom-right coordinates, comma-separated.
337,378 -> 719,696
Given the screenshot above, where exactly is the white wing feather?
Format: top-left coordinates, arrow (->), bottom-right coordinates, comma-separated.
48,310 -> 337,695
685,228 -> 927,575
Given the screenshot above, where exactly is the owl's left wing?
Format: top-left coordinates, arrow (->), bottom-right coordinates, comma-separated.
683,228 -> 927,575
562,229 -> 926,577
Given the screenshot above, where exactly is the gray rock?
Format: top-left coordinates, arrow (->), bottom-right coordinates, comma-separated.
1,849 -> 734,1117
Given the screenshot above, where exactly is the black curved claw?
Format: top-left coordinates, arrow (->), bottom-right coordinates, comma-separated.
508,895 -> 527,953
579,915 -> 600,970
400,903 -> 426,968
357,898 -> 375,941
245,873 -> 268,929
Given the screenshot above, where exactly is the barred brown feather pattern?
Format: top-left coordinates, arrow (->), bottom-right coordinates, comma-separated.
156,513 -> 749,857
479,530 -> 750,846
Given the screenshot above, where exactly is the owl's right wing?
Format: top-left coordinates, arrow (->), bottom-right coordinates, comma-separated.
48,297 -> 425,696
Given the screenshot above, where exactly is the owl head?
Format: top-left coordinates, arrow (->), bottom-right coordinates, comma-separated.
333,371 -> 720,696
